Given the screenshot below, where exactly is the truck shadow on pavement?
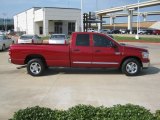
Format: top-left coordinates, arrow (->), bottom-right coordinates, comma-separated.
44,68 -> 122,76
140,66 -> 160,76
43,66 -> 160,76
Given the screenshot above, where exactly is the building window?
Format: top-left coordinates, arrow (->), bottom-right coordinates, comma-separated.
39,27 -> 43,35
68,22 -> 75,35
55,22 -> 62,34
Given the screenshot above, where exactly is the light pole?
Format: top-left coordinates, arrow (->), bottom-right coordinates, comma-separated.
81,0 -> 84,32
2,13 -> 7,31
135,0 -> 140,39
96,0 -> 98,10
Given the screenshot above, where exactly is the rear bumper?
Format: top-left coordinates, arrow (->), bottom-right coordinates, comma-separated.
8,58 -> 24,65
8,58 -> 11,63
142,62 -> 150,69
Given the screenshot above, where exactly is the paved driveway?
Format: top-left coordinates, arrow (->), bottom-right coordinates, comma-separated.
0,42 -> 160,119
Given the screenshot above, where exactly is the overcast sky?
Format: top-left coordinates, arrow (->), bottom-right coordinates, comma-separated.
0,0 -> 159,22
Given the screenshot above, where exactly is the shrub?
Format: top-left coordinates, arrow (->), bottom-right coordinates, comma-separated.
67,104 -> 98,120
11,104 -> 157,120
11,106 -> 67,120
155,110 -> 160,120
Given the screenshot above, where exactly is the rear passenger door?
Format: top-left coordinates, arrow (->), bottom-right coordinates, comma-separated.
70,33 -> 92,67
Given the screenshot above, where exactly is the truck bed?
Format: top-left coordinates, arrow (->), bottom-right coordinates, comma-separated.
10,44 -> 71,67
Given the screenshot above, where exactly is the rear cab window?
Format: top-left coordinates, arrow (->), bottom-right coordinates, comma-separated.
76,34 -> 90,46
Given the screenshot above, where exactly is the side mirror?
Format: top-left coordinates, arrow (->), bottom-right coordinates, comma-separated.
110,42 -> 117,48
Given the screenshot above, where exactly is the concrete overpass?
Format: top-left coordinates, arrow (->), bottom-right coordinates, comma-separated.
104,11 -> 160,25
95,0 -> 160,33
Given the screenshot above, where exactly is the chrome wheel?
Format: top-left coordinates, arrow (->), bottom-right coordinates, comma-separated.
122,58 -> 141,76
30,62 -> 41,75
27,58 -> 45,76
126,62 -> 138,74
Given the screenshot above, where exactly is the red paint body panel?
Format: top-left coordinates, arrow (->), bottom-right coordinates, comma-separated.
9,32 -> 150,69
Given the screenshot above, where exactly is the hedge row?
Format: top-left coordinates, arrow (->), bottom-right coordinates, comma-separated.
11,104 -> 160,120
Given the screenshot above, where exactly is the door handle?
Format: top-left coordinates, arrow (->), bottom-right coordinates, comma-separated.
73,49 -> 80,52
95,50 -> 101,52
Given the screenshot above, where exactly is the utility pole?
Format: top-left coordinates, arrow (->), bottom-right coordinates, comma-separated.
81,0 -> 84,32
135,0 -> 140,39
2,13 -> 7,31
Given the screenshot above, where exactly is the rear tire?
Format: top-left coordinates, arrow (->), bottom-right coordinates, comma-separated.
121,58 -> 141,76
27,58 -> 45,76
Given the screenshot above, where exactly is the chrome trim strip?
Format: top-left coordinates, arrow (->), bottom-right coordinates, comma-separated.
92,62 -> 119,65
73,61 -> 119,65
73,62 -> 92,64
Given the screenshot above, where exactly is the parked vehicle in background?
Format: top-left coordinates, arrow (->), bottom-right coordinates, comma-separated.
138,29 -> 147,34
132,29 -> 137,34
99,29 -> 112,34
145,29 -> 153,35
119,29 -> 127,34
153,29 -> 160,35
9,32 -> 150,76
7,29 -> 15,35
87,28 -> 98,32
49,34 -> 67,44
17,34 -> 41,44
0,34 -> 14,51
111,29 -> 121,34
0,30 -> 5,34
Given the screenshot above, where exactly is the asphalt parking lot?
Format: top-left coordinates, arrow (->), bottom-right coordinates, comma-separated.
0,42 -> 160,119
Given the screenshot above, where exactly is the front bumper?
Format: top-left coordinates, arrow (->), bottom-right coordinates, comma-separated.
142,62 -> 150,69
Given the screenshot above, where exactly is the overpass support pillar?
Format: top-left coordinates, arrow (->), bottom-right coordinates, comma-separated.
128,9 -> 134,34
98,15 -> 102,31
142,14 -> 147,22
110,17 -> 115,25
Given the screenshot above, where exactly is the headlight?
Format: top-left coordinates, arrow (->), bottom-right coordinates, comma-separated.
142,52 -> 149,59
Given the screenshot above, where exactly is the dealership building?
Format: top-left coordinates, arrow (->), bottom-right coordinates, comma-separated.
13,7 -> 81,36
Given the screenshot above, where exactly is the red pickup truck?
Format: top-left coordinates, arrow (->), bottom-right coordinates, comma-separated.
9,32 -> 150,76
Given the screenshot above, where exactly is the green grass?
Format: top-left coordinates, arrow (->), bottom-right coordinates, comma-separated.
41,36 -> 49,40
114,36 -> 160,42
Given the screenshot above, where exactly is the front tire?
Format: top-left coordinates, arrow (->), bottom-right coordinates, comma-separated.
27,59 -> 45,76
121,58 -> 141,76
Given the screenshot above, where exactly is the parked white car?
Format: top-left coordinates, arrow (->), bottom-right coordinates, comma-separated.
0,34 -> 13,51
49,34 -> 67,44
17,34 -> 42,44
87,28 -> 98,32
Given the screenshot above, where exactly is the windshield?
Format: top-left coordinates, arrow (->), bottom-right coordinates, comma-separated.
20,35 -> 33,40
50,35 -> 66,40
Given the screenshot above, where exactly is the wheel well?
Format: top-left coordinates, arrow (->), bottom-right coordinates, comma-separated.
25,55 -> 47,66
120,56 -> 142,68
